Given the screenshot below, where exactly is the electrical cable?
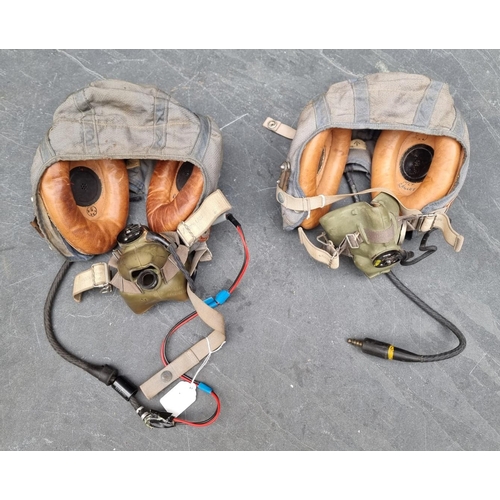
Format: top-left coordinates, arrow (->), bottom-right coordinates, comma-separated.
160,214 -> 250,426
44,257 -> 175,428
342,172 -> 466,362
347,270 -> 466,361
44,259 -> 119,385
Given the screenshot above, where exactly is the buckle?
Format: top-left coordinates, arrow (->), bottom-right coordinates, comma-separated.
345,232 -> 361,249
317,232 -> 338,257
416,214 -> 437,233
91,263 -> 112,293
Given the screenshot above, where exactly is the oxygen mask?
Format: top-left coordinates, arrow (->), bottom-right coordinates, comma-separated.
113,224 -> 191,314
319,193 -> 406,278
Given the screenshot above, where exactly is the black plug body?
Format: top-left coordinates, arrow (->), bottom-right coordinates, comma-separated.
347,338 -> 423,362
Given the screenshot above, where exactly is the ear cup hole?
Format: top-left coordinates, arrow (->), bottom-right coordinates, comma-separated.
175,162 -> 195,192
400,144 -> 434,183
70,166 -> 102,206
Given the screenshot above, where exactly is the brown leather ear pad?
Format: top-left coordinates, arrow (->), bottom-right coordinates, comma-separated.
298,128 -> 352,229
39,159 -> 129,255
371,130 -> 463,210
146,160 -> 204,233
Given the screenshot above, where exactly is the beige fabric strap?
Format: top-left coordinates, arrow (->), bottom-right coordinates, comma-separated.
262,117 -> 296,140
189,245 -> 212,275
403,213 -> 464,252
177,189 -> 232,247
276,185 -> 393,213
278,185 -> 464,252
72,262 -> 111,302
298,228 -> 341,269
110,273 -> 141,294
139,286 -> 226,400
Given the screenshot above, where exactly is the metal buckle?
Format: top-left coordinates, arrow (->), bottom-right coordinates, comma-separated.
345,233 -> 361,249
416,214 -> 437,233
317,232 -> 338,257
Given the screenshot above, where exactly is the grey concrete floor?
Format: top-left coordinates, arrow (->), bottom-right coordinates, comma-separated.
2,49 -> 500,452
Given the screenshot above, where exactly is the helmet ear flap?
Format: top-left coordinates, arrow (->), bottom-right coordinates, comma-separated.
298,128 -> 352,229
371,130 -> 463,210
39,159 -> 129,255
146,160 -> 204,233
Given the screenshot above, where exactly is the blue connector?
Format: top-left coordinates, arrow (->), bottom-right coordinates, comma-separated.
204,289 -> 231,308
197,382 -> 213,394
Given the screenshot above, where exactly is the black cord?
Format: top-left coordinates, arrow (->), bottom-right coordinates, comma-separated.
342,174 -> 467,362
384,271 -> 466,361
43,258 -> 175,428
347,271 -> 466,362
44,259 -> 118,384
344,167 -> 361,203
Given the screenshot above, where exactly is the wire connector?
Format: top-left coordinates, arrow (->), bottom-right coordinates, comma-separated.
204,289 -> 231,308
347,337 -> 423,362
136,406 -> 175,429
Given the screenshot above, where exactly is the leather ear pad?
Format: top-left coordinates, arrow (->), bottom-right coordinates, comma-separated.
39,159 -> 129,255
371,130 -> 463,210
146,160 -> 204,233
298,128 -> 352,229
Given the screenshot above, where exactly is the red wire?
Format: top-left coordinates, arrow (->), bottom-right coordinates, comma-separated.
229,226 -> 250,293
160,220 -> 249,427
173,391 -> 221,427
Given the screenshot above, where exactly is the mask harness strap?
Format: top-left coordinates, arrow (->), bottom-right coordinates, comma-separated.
43,208 -> 250,429
276,184 -> 464,256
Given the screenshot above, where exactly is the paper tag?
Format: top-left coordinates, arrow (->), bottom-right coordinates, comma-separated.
160,381 -> 197,417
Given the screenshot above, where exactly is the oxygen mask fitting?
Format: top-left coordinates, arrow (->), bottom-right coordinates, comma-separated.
113,224 -> 191,314
319,193 -> 408,278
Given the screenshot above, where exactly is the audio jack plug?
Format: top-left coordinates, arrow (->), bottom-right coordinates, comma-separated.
347,338 -> 424,362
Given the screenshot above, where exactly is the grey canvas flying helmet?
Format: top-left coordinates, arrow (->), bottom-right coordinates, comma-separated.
265,72 -> 470,276
30,79 -> 224,260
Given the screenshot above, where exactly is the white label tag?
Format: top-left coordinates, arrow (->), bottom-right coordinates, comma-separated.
160,381 -> 197,417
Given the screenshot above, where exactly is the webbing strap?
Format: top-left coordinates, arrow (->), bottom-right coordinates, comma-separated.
402,213 -> 464,251
72,263 -> 111,302
139,286 -> 225,400
277,185 -> 398,213
177,189 -> 232,247
298,228 -> 340,269
277,185 -> 464,252
162,245 -> 189,282
262,117 -> 296,140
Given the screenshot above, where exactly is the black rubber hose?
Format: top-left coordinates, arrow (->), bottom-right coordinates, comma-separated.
43,259 -> 117,384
